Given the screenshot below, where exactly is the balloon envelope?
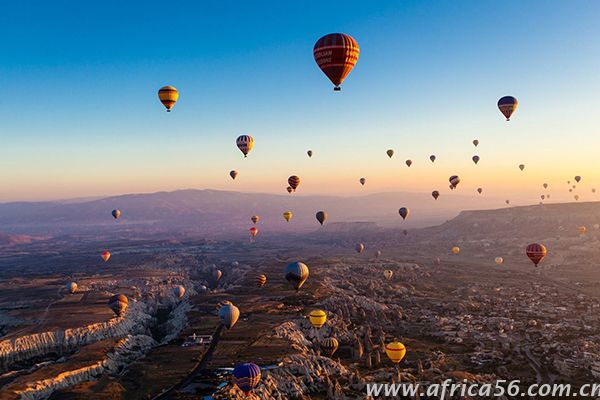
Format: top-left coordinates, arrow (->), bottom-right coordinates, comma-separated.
313,33 -> 360,91
309,309 -> 327,329
399,207 -> 409,220
283,211 -> 293,222
285,262 -> 309,291
111,209 -> 121,219
288,175 -> 300,191
385,342 -> 406,364
386,149 -> 394,158
526,243 -> 547,267
158,86 -> 179,112
219,302 -> 240,329
498,96 -> 518,121
236,135 -> 254,157
316,211 -> 327,225
232,363 -> 261,395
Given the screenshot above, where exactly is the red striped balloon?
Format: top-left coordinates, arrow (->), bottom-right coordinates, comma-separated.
526,243 -> 547,267
313,33 -> 360,91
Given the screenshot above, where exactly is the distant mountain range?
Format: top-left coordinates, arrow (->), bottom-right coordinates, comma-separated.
0,189 -> 501,237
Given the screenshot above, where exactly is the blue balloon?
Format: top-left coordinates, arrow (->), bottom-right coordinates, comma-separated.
233,363 -> 261,394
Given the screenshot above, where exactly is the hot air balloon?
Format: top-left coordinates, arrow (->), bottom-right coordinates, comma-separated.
543,183 -> 548,189
386,149 -> 394,158
174,285 -> 185,299
359,177 -> 366,186
288,175 -> 300,191
111,209 -> 121,219
249,227 -> 258,238
575,195 -> 580,201
321,337 -> 339,356
477,188 -> 483,194
219,302 -> 240,329
593,188 -> 597,193
541,195 -> 545,200
285,262 -> 309,291
497,96 -> 518,121
506,200 -> 510,205
449,175 -> 460,188
452,246 -> 460,254
567,180 -> 571,184
355,243 -> 365,254
472,155 -> 480,165
230,170 -> 238,180
435,257 -> 441,265
375,250 -> 382,259
286,186 -> 293,194
398,207 -> 409,220
236,135 -> 254,157
403,229 -> 408,236
313,33 -> 360,91
158,86 -> 179,112
255,274 -> 267,288
316,211 -> 327,226
573,185 -> 577,189
569,189 -> 573,193
526,243 -> 547,267
101,251 -> 111,262
108,294 -> 128,316
309,309 -> 327,329
578,226 -> 587,235
519,164 -> 525,171
384,270 -> 393,280
432,190 -> 440,200
283,211 -> 293,222
66,282 -> 78,294
473,139 -> 479,147
575,176 -> 581,183
212,269 -> 223,288
232,363 -> 261,396
430,155 -> 436,163
405,160 -> 412,167
495,257 -> 504,265
251,215 -> 260,224
307,150 -> 313,158
385,342 -> 406,364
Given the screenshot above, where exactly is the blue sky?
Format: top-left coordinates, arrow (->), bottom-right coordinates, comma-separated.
1,1 -> 599,202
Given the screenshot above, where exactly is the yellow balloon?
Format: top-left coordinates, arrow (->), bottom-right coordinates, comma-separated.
309,309 -> 327,329
385,342 -> 406,364
158,86 -> 179,112
452,246 -> 460,254
578,226 -> 587,235
384,270 -> 393,280
495,257 -> 504,265
283,211 -> 293,222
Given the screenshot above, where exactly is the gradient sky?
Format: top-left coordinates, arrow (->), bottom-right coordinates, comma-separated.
1,1 -> 600,203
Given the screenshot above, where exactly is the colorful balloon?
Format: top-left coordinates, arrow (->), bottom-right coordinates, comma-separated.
473,139 -> 479,147
158,86 -> 179,112
236,135 -> 254,157
452,246 -> 460,254
578,226 -> 587,235
230,170 -> 238,180
575,176 -> 582,183
174,285 -> 185,299
285,262 -> 309,291
472,155 -> 480,165
316,211 -> 327,226
219,301 -> 240,329
283,211 -> 293,222
288,175 -> 300,191
526,243 -> 547,267
384,270 -> 393,280
232,363 -> 261,396
405,159 -> 412,167
355,243 -> 365,253
255,274 -> 267,288
111,209 -> 121,219
66,282 -> 78,294
321,337 -> 339,356
477,187 -> 483,194
495,257 -> 504,265
543,183 -> 548,189
249,227 -> 258,237
432,190 -> 440,200
430,155 -> 436,163
519,164 -> 525,171
286,186 -> 293,194
385,342 -> 407,364
309,309 -> 327,329
313,33 -> 360,91
101,251 -> 111,262
359,177 -> 366,186
307,150 -> 313,158
497,96 -> 518,121
108,294 -> 128,316
251,215 -> 260,224
386,149 -> 394,158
